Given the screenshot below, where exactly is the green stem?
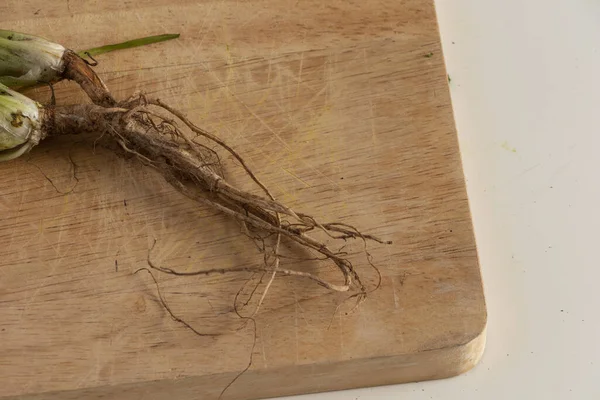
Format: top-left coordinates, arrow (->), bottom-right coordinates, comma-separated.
77,34 -> 180,58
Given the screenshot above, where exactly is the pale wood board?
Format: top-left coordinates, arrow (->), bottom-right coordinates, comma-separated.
0,1 -> 486,399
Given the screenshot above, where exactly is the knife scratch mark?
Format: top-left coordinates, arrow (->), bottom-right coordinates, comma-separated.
282,168 -> 311,188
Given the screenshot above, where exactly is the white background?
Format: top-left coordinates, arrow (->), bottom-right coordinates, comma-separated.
283,1 -> 600,399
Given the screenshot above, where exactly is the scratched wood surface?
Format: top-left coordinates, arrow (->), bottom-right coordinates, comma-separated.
0,1 -> 486,399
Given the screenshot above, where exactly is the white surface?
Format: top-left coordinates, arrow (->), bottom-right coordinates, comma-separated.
283,1 -> 600,399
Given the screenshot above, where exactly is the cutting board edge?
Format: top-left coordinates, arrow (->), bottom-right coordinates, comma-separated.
3,325 -> 486,400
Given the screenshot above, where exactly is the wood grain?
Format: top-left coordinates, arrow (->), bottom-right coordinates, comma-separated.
0,1 -> 486,399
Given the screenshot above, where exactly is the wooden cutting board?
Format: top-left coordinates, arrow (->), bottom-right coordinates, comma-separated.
0,1 -> 486,399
